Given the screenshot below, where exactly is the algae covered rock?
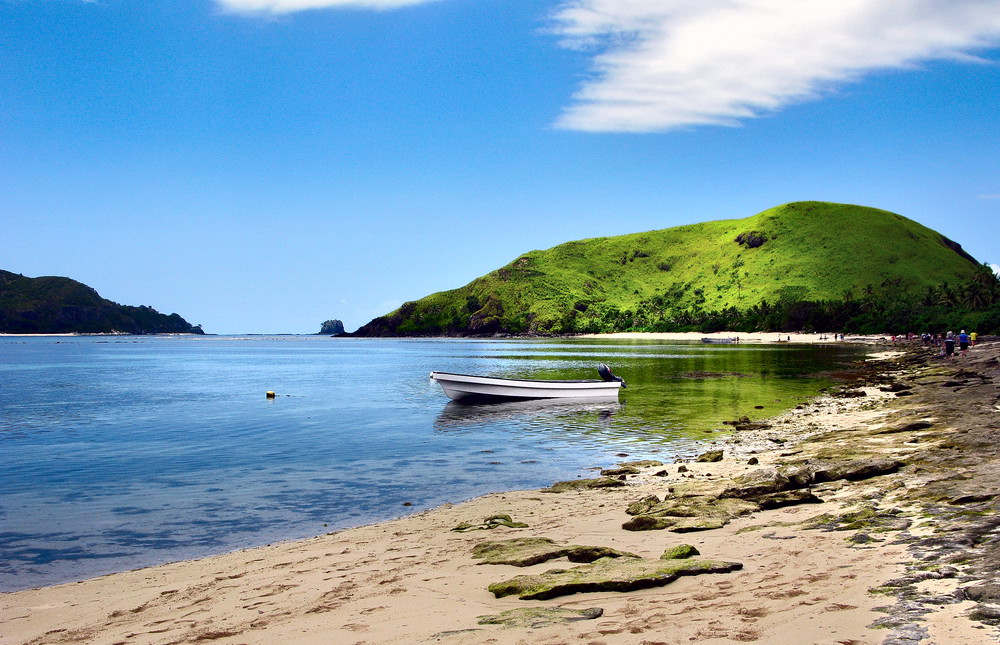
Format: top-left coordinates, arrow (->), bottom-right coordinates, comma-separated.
477,607 -> 603,627
488,555 -> 743,600
623,496 -> 758,532
752,489 -> 824,509
601,466 -> 640,477
453,514 -> 528,532
471,537 -> 638,567
811,458 -> 903,482
542,477 -> 626,493
625,495 -> 661,516
720,467 -> 795,499
619,460 -> 664,469
661,544 -> 700,560
696,449 -> 724,463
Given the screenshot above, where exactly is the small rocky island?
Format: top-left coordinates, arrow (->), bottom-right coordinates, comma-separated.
319,319 -> 346,335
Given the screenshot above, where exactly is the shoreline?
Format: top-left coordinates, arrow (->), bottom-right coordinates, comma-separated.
3,343 -> 999,644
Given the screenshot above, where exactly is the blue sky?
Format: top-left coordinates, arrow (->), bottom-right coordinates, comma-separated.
3,0 -> 999,333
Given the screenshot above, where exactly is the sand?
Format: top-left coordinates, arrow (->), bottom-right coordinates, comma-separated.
3,338 -> 998,645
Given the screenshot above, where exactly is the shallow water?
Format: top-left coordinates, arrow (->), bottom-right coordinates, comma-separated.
0,335 -> 865,590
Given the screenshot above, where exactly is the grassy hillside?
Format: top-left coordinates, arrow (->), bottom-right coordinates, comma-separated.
356,202 -> 990,336
0,270 -> 203,334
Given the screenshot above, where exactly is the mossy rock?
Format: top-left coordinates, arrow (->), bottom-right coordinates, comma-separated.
642,496 -> 760,520
696,450 -> 724,463
453,513 -> 529,532
670,517 -> 728,532
619,460 -> 664,469
477,607 -> 604,627
601,466 -> 639,477
622,515 -> 677,531
472,537 -> 638,566
623,496 -> 758,532
661,544 -> 700,560
542,477 -> 626,493
625,495 -> 661,516
488,556 -> 743,600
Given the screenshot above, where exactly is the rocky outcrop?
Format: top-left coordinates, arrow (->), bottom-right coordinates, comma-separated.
319,319 -> 345,335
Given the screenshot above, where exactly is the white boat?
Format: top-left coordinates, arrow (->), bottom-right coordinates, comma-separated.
429,364 -> 625,403
701,337 -> 738,344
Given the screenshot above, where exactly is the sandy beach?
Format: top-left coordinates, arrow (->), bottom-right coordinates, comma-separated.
3,339 -> 999,645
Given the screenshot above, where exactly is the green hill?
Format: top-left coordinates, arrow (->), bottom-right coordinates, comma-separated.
355,202 -> 994,336
0,270 -> 203,334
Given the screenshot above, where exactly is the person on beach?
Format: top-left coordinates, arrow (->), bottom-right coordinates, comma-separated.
971,331 -> 978,347
958,330 -> 970,357
944,335 -> 956,359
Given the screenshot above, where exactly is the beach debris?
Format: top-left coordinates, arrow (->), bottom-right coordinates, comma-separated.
541,477 -> 625,493
487,555 -> 742,600
471,537 -> 637,567
477,607 -> 603,627
452,514 -> 528,532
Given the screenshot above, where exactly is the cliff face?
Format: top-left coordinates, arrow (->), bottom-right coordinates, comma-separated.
354,202 -> 986,336
0,271 -> 203,334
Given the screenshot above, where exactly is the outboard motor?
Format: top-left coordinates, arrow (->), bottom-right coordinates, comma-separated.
598,363 -> 626,388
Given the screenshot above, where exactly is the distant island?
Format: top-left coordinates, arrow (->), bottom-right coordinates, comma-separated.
354,201 -> 1000,336
319,319 -> 345,335
0,270 -> 204,335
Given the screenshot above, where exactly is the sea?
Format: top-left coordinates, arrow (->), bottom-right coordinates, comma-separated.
0,335 -> 866,591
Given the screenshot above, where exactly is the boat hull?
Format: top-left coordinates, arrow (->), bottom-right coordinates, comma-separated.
429,371 -> 622,403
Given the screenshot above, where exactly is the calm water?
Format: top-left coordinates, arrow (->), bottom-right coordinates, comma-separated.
0,335 -> 865,591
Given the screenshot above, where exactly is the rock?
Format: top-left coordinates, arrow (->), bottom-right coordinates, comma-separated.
963,584 -> 1000,602
670,517 -> 727,532
969,604 -> 1000,622
619,460 -> 664,469
471,537 -> 638,567
477,607 -> 603,627
661,544 -> 700,560
319,319 -> 346,334
623,496 -> 757,532
601,466 -> 639,476
452,514 -> 528,532
625,495 -> 661,516
948,493 -> 996,505
752,489 -> 824,510
747,457 -> 759,465
487,556 -> 743,600
677,465 -> 689,473
622,515 -> 676,531
696,450 -> 724,463
811,458 -> 903,482
720,467 -> 794,499
542,477 -> 626,493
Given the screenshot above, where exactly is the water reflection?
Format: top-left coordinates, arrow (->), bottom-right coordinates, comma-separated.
434,398 -> 623,432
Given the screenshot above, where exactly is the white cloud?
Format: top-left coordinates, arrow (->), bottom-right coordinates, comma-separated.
216,0 -> 437,13
992,263 -> 1000,277
550,0 -> 1000,132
